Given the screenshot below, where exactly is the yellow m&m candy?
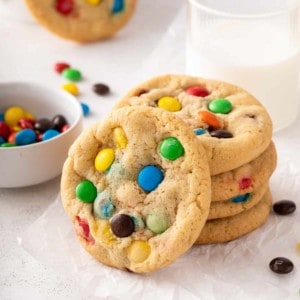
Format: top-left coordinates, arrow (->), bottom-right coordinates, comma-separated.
4,106 -> 25,126
127,241 -> 151,263
95,148 -> 115,172
113,127 -> 127,149
85,0 -> 102,5
61,83 -> 79,96
157,96 -> 181,112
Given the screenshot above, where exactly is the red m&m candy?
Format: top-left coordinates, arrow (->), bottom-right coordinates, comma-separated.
55,0 -> 74,15
186,86 -> 210,97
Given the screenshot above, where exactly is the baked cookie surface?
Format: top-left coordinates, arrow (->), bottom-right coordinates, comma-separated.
115,74 -> 273,175
211,142 -> 276,201
61,106 -> 211,273
25,0 -> 137,42
196,189 -> 272,244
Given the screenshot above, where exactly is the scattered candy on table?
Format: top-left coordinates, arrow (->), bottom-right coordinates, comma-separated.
62,68 -> 82,82
61,82 -> 79,96
0,106 -> 69,147
273,200 -> 296,215
93,83 -> 110,96
54,62 -> 70,73
80,102 -> 90,116
269,257 -> 294,274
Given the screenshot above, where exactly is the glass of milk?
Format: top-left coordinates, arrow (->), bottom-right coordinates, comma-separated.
186,0 -> 300,131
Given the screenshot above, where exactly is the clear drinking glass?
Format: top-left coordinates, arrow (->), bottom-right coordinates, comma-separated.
186,0 -> 300,131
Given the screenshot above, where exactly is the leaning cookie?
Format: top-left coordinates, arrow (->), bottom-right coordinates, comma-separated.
25,0 -> 137,42
208,182 -> 268,220
61,106 -> 211,273
114,74 -> 273,175
211,142 -> 276,202
196,189 -> 272,244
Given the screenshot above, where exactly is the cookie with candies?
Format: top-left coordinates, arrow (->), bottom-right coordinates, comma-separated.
25,0 -> 137,42
114,74 -> 273,175
61,106 -> 211,273
211,141 -> 276,202
196,189 -> 273,244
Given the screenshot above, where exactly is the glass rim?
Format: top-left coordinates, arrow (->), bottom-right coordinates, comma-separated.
188,0 -> 298,19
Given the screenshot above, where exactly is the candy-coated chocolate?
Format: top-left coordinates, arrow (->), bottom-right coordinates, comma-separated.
61,124 -> 70,133
93,190 -> 115,219
239,177 -> 252,190
81,102 -> 90,116
0,136 -> 4,144
0,113 -> 4,121
113,127 -> 127,148
186,86 -> 209,97
127,241 -> 151,263
85,0 -> 102,5
193,128 -> 206,136
297,243 -> 300,251
199,110 -> 221,128
208,98 -> 232,114
130,215 -> 145,231
273,200 -> 296,215
56,0 -> 74,15
93,83 -> 110,95
61,83 -> 79,96
36,133 -> 43,142
75,216 -> 95,245
34,118 -> 52,133
111,214 -> 135,238
8,132 -> 17,144
4,106 -> 25,126
76,180 -> 97,203
42,129 -> 60,141
95,148 -> 115,172
24,111 -> 35,120
111,0 -> 124,13
54,62 -> 70,73
146,213 -> 168,234
52,114 -> 68,131
210,129 -> 233,139
157,96 -> 181,112
137,165 -> 164,192
1,142 -> 15,147
62,68 -> 82,82
231,193 -> 251,203
15,129 -> 36,146
0,121 -> 11,139
18,118 -> 35,130
11,125 -> 22,132
159,137 -> 184,160
269,257 -> 294,274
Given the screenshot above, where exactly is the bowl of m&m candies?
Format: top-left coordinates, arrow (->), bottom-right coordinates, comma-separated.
0,81 -> 83,188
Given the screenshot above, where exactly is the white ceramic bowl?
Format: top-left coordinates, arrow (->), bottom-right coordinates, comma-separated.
0,82 -> 83,188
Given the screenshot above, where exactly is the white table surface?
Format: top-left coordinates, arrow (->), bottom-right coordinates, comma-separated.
1,1 -> 300,300
0,1 -> 182,299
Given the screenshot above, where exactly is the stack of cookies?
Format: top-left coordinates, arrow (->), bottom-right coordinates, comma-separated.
60,74 -> 276,273
115,74 -> 277,245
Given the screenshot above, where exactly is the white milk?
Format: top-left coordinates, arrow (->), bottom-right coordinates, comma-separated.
186,19 -> 300,131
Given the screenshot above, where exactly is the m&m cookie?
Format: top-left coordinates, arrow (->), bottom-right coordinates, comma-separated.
61,106 -> 211,273
114,74 -> 273,175
196,189 -> 273,244
25,0 -> 137,42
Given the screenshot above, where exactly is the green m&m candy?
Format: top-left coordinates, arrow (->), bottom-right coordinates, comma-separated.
62,68 -> 82,82
159,137 -> 184,160
208,98 -> 232,114
146,213 -> 168,234
76,180 -> 97,203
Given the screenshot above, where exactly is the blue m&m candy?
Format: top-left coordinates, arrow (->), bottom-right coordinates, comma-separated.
231,193 -> 251,203
81,102 -> 90,116
42,129 -> 60,141
15,129 -> 36,146
137,165 -> 164,192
